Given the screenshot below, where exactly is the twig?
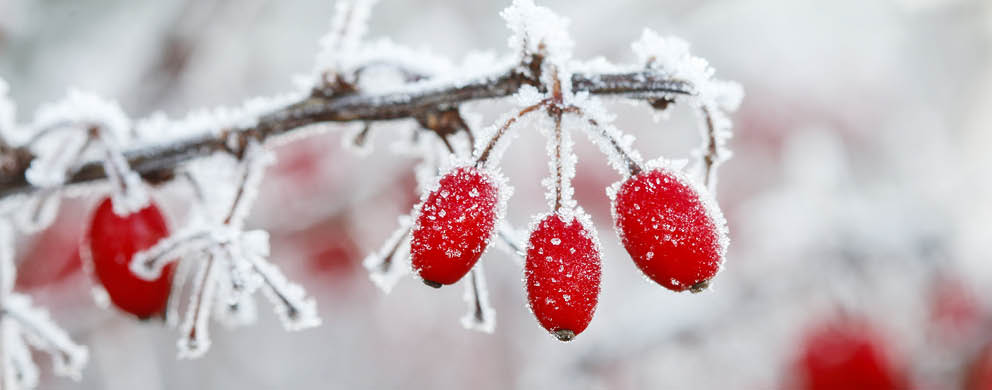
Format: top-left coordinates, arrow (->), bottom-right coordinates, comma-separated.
0,70 -> 692,198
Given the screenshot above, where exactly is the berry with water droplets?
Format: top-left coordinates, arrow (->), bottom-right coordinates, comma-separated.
411,167 -> 500,287
525,212 -> 601,341
612,168 -> 726,292
84,197 -> 175,319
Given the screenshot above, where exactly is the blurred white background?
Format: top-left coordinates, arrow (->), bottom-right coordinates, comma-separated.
2,0 -> 991,388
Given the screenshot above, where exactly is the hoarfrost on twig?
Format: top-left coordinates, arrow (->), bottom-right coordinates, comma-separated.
461,265 -> 495,333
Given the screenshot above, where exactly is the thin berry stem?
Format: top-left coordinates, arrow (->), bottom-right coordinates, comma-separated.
551,113 -> 564,212
567,108 -> 643,177
474,101 -> 545,167
185,255 -> 215,350
699,105 -> 719,190
378,225 -> 411,274
469,268 -> 485,322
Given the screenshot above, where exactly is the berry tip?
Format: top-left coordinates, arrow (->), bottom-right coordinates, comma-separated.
689,280 -> 710,293
554,329 -> 575,342
423,279 -> 443,289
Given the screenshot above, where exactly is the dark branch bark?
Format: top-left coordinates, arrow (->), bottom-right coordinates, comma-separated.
0,69 -> 692,199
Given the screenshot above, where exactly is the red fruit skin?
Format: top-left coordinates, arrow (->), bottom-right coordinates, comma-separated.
525,213 -> 602,341
966,343 -> 992,390
84,198 -> 175,319
791,320 -> 908,390
613,168 -> 725,292
411,167 -> 500,286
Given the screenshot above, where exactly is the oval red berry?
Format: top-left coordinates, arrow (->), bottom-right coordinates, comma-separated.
790,320 -> 908,390
613,168 -> 726,292
84,197 -> 175,319
525,212 -> 601,341
411,167 -> 500,286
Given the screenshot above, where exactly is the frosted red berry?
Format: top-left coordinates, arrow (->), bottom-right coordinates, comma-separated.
789,320 -> 908,390
84,197 -> 175,319
613,168 -> 726,292
411,167 -> 500,287
525,213 -> 601,341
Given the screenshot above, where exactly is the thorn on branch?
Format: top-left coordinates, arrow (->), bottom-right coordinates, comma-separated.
415,108 -> 473,155
351,122 -> 373,149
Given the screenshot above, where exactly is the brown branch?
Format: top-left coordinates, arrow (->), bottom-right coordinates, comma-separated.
0,69 -> 692,199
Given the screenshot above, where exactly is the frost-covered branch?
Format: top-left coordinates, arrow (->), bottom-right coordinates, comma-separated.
0,0 -> 742,383
0,69 -> 694,199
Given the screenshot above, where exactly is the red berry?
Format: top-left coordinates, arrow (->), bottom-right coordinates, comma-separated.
84,197 -> 175,319
965,343 -> 992,390
525,212 -> 601,341
790,319 -> 908,390
411,167 -> 501,286
612,167 -> 726,292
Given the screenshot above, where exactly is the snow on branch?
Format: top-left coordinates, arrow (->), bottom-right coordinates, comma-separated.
0,0 -> 742,382
0,74 -> 696,201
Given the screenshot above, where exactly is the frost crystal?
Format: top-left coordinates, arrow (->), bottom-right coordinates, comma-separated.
314,0 -> 378,82
460,266 -> 496,333
363,216 -> 413,294
631,29 -> 742,188
501,0 -> 574,63
130,142 -> 318,359
25,90 -> 130,187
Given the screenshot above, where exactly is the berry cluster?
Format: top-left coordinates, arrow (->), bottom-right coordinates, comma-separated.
0,0 -> 742,386
397,61 -> 732,341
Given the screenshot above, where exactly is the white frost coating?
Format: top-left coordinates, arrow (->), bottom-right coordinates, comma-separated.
4,295 -> 88,381
314,0 -> 378,81
165,254 -> 193,327
25,89 -> 129,188
13,191 -> 60,234
213,285 -> 258,329
97,131 -> 149,216
245,251 -> 321,332
536,115 -> 578,212
631,29 -> 742,189
472,105 -> 538,169
501,0 -> 574,64
495,222 -> 526,266
693,104 -> 736,190
133,92 -> 302,149
130,227 -> 211,280
631,29 -> 743,111
24,130 -> 87,189
177,257 -> 218,360
460,265 -> 496,333
3,319 -> 40,390
363,216 -> 413,294
567,97 -> 644,175
131,156 -> 318,358
226,140 -> 276,230
514,85 -> 545,108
